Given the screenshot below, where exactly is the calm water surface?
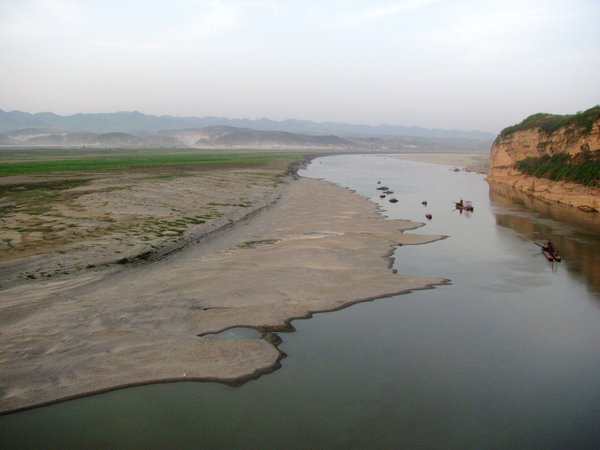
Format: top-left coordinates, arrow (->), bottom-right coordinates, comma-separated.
2,154 -> 600,449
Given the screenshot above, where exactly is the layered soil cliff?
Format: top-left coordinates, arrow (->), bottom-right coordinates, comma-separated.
487,107 -> 600,212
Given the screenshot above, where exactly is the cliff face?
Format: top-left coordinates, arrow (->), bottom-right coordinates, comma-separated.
487,117 -> 600,213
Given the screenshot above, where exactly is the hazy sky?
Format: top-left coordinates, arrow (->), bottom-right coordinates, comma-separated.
1,0 -> 599,133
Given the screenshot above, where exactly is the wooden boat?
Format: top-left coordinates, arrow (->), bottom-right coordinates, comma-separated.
542,249 -> 557,261
425,214 -> 432,220
454,200 -> 473,212
389,198 -> 398,203
421,201 -> 428,206
376,186 -> 389,191
537,241 -> 561,262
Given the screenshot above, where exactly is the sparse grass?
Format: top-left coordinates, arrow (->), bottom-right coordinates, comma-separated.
207,202 -> 233,207
0,179 -> 91,215
0,148 -> 300,271
500,105 -> 600,137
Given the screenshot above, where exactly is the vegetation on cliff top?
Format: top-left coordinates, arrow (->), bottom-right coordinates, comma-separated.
500,105 -> 600,138
515,151 -> 600,187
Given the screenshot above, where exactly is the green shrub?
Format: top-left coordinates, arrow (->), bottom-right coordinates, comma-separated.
501,105 -> 600,138
515,153 -> 600,187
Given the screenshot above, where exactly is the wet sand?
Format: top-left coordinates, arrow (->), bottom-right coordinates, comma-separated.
391,153 -> 490,173
0,172 -> 446,414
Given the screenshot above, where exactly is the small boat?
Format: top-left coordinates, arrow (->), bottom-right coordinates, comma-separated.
454,200 -> 473,212
376,186 -> 389,191
425,214 -> 432,220
380,194 -> 386,198
377,181 -> 381,184
384,190 -> 393,194
542,249 -> 558,262
389,198 -> 398,203
421,201 -> 428,206
537,241 -> 561,262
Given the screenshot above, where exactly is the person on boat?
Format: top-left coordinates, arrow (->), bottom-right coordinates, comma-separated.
543,240 -> 557,256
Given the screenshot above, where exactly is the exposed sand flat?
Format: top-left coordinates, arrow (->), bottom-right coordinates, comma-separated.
391,153 -> 490,173
0,176 -> 446,413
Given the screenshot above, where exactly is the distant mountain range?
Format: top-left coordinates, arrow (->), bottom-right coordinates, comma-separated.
0,109 -> 494,153
0,109 -> 494,140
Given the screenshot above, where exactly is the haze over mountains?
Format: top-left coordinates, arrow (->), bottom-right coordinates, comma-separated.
0,110 -> 494,152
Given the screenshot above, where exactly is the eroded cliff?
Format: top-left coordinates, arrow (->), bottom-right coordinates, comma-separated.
487,108 -> 600,212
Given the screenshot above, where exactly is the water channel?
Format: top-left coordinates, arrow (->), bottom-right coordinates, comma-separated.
2,154 -> 600,448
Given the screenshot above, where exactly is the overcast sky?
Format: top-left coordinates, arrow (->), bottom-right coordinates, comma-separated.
1,0 -> 599,133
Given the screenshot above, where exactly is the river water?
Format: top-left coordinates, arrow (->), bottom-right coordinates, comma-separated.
2,154 -> 600,449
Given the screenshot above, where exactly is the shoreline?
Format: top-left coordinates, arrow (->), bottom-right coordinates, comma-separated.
1,281 -> 450,417
0,159 -> 447,414
486,173 -> 600,214
390,153 -> 490,173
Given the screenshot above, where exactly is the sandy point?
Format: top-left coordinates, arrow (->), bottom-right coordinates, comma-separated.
0,176 -> 447,414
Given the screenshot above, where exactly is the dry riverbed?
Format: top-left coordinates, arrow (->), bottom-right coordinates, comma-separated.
0,158 -> 446,413
0,161 -> 292,288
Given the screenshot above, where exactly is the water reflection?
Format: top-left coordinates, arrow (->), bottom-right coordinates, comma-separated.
489,181 -> 600,294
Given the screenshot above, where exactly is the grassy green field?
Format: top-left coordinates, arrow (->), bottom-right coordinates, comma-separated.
0,148 -> 303,176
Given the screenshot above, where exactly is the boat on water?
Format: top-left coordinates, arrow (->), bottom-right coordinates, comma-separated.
542,249 -> 561,262
454,200 -> 474,212
389,198 -> 398,203
425,213 -> 432,220
537,241 -> 561,262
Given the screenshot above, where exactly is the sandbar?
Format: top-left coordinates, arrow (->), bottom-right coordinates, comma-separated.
391,153 -> 489,173
0,173 -> 446,413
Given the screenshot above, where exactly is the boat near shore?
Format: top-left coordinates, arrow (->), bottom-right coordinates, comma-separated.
454,200 -> 474,212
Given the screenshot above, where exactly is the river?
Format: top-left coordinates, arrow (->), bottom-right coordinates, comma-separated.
2,154 -> 600,449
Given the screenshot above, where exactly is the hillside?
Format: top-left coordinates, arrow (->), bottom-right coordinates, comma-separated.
487,106 -> 600,212
0,127 -> 353,149
0,129 -> 181,148
0,125 -> 492,152
165,126 -> 352,148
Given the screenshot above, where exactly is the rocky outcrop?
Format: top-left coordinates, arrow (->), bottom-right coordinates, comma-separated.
487,113 -> 600,213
